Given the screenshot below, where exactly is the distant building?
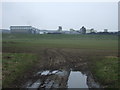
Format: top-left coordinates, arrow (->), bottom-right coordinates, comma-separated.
10,26 -> 40,34
47,30 -> 62,34
58,26 -> 62,32
70,31 -> 80,34
70,28 -> 75,31
69,29 -> 80,34
39,30 -> 48,34
86,28 -> 97,34
63,31 -> 70,34
38,29 -> 63,34
80,26 -> 86,34
0,29 -> 11,34
104,29 -> 108,32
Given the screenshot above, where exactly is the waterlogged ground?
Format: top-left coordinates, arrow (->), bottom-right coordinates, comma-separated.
18,48 -> 101,89
23,69 -> 100,89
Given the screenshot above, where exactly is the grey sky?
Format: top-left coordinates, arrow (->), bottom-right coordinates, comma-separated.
2,2 -> 118,31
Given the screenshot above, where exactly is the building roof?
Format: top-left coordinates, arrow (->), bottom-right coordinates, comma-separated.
10,26 -> 32,29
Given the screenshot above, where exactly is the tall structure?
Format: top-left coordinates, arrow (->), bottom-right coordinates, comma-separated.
58,26 -> 62,32
80,26 -> 86,34
10,26 -> 40,34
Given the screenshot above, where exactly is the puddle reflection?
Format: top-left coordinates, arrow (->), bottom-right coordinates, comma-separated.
68,71 -> 88,88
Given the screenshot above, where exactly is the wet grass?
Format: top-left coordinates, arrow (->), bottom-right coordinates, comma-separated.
2,53 -> 38,88
89,56 -> 119,88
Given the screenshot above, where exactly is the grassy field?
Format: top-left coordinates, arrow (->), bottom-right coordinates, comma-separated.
89,56 -> 119,88
2,34 -> 118,50
2,34 -> 119,88
2,53 -> 38,87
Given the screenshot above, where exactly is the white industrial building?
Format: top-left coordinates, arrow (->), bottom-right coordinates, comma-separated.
10,26 -> 40,34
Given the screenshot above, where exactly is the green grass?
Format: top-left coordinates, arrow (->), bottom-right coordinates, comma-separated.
2,34 -> 118,50
2,34 -> 118,40
90,56 -> 119,88
2,53 -> 38,88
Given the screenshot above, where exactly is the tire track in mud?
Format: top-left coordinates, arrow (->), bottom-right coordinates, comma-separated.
42,48 -> 68,69
36,48 -> 81,69
21,48 -> 90,88
11,48 -> 101,88
35,49 -> 100,88
55,48 -> 89,71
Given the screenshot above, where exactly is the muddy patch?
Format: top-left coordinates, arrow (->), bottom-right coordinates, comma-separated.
19,48 -> 101,88
23,68 -> 100,89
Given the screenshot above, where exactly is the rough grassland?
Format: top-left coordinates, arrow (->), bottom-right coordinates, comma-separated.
2,53 -> 38,87
2,34 -> 118,51
89,56 -> 119,88
2,34 -> 119,88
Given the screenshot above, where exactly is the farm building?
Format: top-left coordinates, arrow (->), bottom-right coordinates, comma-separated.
10,26 -> 40,34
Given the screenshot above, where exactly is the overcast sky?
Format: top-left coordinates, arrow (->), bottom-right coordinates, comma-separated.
2,2 -> 118,31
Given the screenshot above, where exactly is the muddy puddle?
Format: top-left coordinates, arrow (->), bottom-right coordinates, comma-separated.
68,71 -> 88,88
23,69 -> 100,89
